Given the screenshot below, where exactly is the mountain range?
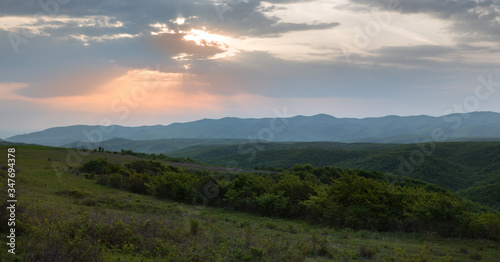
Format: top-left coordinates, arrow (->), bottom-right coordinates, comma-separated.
4,112 -> 500,210
6,111 -> 500,147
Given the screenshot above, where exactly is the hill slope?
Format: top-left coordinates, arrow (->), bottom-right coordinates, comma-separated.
168,141 -> 500,210
1,145 -> 499,261
64,137 -> 250,154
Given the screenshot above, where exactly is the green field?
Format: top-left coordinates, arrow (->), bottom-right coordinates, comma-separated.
0,145 -> 499,261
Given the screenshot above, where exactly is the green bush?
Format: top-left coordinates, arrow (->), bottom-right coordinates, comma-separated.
467,213 -> 500,240
97,174 -> 109,186
149,172 -> 199,203
224,174 -> 268,212
109,173 -> 122,189
304,172 -> 405,231
76,159 -> 495,239
189,218 -> 200,235
358,245 -> 377,259
256,191 -> 289,217
80,158 -> 121,175
126,173 -> 151,194
125,160 -> 174,176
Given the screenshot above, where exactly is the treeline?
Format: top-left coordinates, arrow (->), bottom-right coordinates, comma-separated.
120,149 -> 199,164
78,159 -> 500,240
179,142 -> 500,207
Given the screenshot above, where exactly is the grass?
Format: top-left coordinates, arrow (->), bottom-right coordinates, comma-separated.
0,145 -> 499,261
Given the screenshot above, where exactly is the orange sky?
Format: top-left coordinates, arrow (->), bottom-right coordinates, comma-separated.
1,0 -> 500,138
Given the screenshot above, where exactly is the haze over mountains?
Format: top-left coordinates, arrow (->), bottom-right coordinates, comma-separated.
4,112 -> 500,210
6,111 -> 500,147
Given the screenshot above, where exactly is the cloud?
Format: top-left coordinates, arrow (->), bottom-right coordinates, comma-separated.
348,0 -> 483,16
4,0 -> 494,44
0,26 -> 174,82
1,0 -> 500,132
348,0 -> 500,42
247,21 -> 340,37
361,45 -> 463,68
374,45 -> 454,58
181,50 -> 483,102
0,0 -> 344,77
208,1 -> 342,37
148,28 -> 229,60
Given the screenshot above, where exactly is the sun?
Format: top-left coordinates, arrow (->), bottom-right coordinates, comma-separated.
175,17 -> 185,25
150,21 -> 239,60
183,28 -> 238,59
183,29 -> 225,46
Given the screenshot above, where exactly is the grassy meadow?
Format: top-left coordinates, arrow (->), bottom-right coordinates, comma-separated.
0,145 -> 499,261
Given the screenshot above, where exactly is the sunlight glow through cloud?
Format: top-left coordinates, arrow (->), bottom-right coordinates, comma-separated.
175,17 -> 185,25
183,29 -> 239,59
150,22 -> 239,60
1,0 -> 499,133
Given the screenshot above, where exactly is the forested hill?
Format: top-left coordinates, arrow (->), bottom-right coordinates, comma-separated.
7,111 -> 500,146
169,141 -> 500,210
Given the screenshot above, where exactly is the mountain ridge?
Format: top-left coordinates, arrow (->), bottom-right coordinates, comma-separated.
6,111 -> 500,146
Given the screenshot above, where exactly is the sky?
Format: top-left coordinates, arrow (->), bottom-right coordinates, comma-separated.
1,0 -> 500,138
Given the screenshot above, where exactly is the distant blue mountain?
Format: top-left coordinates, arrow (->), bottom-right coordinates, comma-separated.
6,111 -> 500,147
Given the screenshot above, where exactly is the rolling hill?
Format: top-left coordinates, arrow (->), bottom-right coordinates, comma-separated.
2,145 -> 499,261
167,141 -> 500,210
6,111 -> 500,146
64,138 -> 250,154
51,138 -> 500,210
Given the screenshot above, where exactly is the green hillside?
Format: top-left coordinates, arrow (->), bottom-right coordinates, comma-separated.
1,145 -> 499,261
64,138 -> 251,154
169,142 -> 500,210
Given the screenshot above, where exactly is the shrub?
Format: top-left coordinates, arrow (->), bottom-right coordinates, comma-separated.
341,228 -> 353,239
264,222 -> 277,230
470,251 -> 483,260
125,160 -> 178,176
467,213 -> 500,241
256,191 -> 289,217
149,172 -> 199,203
309,233 -> 330,257
80,158 -> 121,175
249,247 -> 264,261
223,174 -> 268,212
109,173 -> 122,189
189,218 -> 200,235
358,245 -> 377,259
55,189 -> 91,199
97,174 -> 109,186
126,173 -> 151,194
